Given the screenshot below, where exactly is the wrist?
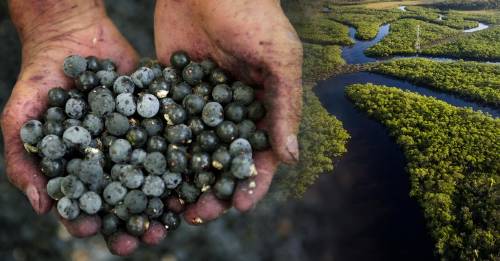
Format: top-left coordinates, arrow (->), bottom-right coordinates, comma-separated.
9,0 -> 107,46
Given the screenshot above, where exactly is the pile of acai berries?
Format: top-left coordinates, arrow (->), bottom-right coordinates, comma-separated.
19,51 -> 269,238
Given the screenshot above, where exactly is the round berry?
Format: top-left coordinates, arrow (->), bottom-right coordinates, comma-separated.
126,127 -> 148,148
237,120 -> 256,139
126,215 -> 150,236
163,67 -> 179,84
197,130 -> 220,152
171,82 -> 192,102
63,126 -> 91,149
170,51 -> 190,69
183,94 -> 206,115
114,76 -> 136,94
131,67 -> 155,88
201,102 -> 224,127
225,102 -> 247,123
63,55 -> 87,78
214,177 -> 235,200
145,197 -> 164,218
248,101 -> 266,121
212,84 -> 232,104
147,135 -> 168,153
40,134 -> 66,159
163,103 -> 187,125
96,70 -> 118,87
231,155 -> 257,179
161,211 -> 180,230
82,113 -> 104,136
137,93 -> 160,118
143,152 -> 167,175
109,138 -> 132,163
105,113 -> 130,136
182,62 -> 204,85
229,138 -> 252,157
57,197 -> 80,220
79,191 -> 102,214
46,177 -> 64,200
116,93 -> 137,116
165,124 -> 192,145
119,165 -> 144,189
162,171 -> 182,189
20,120 -> 43,144
149,79 -> 170,98
141,118 -> 164,136
43,121 -> 64,136
101,214 -> 120,235
75,71 -> 99,92
65,98 -> 87,119
61,175 -> 85,199
40,157 -> 65,177
210,68 -> 228,85
103,181 -> 127,205
142,175 -> 165,197
123,190 -> 148,214
48,87 -> 69,107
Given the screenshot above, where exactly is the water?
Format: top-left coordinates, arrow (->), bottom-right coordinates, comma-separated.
464,22 -> 489,32
311,13 -> 498,261
342,24 -> 390,64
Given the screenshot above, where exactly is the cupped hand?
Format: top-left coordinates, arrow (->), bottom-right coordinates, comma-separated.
154,0 -> 303,224
0,3 -> 162,255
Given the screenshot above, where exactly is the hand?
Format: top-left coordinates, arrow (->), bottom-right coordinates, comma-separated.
155,0 -> 303,223
1,0 -> 161,256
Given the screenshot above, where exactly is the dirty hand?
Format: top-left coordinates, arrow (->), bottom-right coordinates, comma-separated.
155,0 -> 303,224
1,0 -> 163,256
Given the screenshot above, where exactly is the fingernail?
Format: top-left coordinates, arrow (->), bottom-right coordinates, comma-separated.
285,135 -> 299,163
26,184 -> 41,214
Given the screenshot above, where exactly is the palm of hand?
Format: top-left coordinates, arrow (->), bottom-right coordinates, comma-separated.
1,16 -> 139,250
154,0 -> 302,223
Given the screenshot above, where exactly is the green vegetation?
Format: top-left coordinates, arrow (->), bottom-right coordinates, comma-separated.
295,16 -> 354,45
365,19 -> 460,57
423,26 -> 500,61
278,0 -> 351,197
423,0 -> 499,10
328,6 -> 402,40
373,58 -> 500,106
278,88 -> 350,196
445,10 -> 500,26
346,83 -> 499,260
302,43 -> 345,81
403,6 -> 479,29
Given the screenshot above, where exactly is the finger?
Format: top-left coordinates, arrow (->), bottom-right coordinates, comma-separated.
141,221 -> 167,246
183,192 -> 230,225
262,42 -> 303,165
57,212 -> 101,238
107,232 -> 139,256
233,150 -> 279,212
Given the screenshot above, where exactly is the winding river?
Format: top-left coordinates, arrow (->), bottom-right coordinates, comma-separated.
308,9 -> 498,260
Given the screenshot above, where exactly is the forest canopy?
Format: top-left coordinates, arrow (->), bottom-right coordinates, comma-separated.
373,58 -> 500,107
346,83 -> 499,260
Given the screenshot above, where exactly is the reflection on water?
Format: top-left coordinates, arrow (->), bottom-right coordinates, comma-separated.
314,73 -> 437,261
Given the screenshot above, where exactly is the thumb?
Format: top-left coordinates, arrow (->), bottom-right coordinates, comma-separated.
1,111 -> 53,214
0,73 -> 65,214
261,43 -> 303,165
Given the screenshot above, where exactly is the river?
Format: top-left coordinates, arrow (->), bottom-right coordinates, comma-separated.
310,10 -> 497,261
